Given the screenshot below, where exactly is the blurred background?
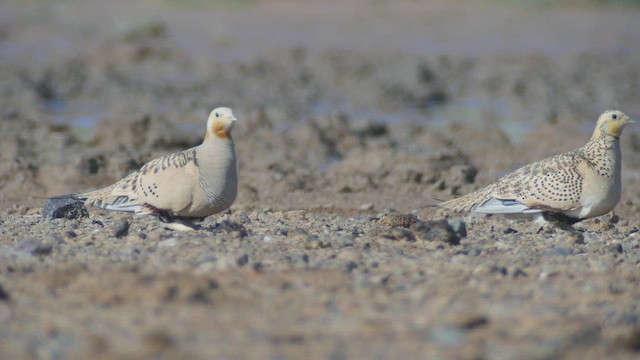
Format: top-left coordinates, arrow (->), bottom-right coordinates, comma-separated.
1,0 -> 640,210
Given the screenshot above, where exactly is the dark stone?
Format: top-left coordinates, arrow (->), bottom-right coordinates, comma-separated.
616,328 -> 640,351
512,268 -> 528,278
113,220 -> 130,238
214,220 -> 248,238
15,238 -> 52,256
412,220 -> 460,245
503,227 -> 518,234
42,197 -> 89,219
447,219 -> 467,238
345,261 -> 358,273
236,254 -> 249,267
611,243 -> 623,254
187,289 -> 211,304
381,228 -> 416,242
457,315 -> 489,330
0,284 -> 9,301
489,265 -> 508,276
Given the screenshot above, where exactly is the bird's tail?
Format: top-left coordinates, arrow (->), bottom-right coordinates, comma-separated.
438,186 -> 494,213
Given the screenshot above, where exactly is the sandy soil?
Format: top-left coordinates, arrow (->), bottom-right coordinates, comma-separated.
1,0 -> 640,359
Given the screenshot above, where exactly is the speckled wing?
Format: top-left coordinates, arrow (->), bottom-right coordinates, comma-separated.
82,148 -> 200,214
476,150 -> 586,214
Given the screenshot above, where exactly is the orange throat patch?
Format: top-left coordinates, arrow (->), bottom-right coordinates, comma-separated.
208,121 -> 231,139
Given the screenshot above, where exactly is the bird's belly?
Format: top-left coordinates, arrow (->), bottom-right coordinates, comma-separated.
175,180 -> 236,218
566,177 -> 621,219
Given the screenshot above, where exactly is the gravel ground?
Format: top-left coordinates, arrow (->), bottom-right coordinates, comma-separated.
1,0 -> 640,359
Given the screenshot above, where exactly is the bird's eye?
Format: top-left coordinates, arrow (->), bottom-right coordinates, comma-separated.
612,114 -> 617,120
215,113 -> 220,118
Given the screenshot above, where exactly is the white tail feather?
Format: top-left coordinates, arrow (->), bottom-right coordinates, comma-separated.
472,198 -> 543,215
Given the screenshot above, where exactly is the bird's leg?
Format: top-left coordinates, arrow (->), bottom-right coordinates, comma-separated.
542,212 -> 581,225
156,211 -> 177,223
534,212 -> 579,233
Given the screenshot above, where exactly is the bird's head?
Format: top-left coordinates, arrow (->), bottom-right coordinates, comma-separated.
206,107 -> 236,140
593,109 -> 635,139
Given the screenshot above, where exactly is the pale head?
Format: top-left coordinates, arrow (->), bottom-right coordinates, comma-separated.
205,107 -> 236,140
593,109 -> 635,139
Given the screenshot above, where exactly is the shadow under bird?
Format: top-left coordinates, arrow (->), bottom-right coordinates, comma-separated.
53,107 -> 238,225
440,110 -> 635,224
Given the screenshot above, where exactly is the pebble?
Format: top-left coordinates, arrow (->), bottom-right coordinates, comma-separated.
113,219 -> 130,238
42,198 -> 89,219
556,231 -> 584,245
447,219 -> 467,237
429,326 -> 466,347
158,238 -> 179,247
503,227 -> 518,234
412,220 -> 460,245
0,284 -> 9,301
360,203 -> 374,211
379,213 -> 418,228
230,211 -> 252,225
236,254 -> 249,267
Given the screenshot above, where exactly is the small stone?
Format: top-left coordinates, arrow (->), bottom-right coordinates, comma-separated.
412,220 -> 460,245
615,328 -> 640,351
489,265 -> 508,276
0,284 -> 9,301
230,211 -> 252,225
380,228 -> 415,242
454,315 -> 489,330
360,203 -> 374,211
447,219 -> 467,237
512,268 -> 528,278
610,243 -> 623,254
429,326 -> 466,347
113,220 -> 130,238
503,227 -> 518,234
158,238 -> 179,247
557,231 -> 584,245
339,237 -> 354,247
345,261 -> 358,273
379,213 -> 418,228
544,247 -> 574,257
15,238 -> 52,256
42,197 -> 89,219
236,254 -> 249,267
214,221 -> 248,238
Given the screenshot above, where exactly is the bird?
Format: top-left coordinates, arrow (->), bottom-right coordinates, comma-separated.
58,107 -> 238,227
440,110 -> 635,224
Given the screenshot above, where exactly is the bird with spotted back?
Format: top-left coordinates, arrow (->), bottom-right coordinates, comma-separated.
440,110 -> 635,224
59,107 -> 238,227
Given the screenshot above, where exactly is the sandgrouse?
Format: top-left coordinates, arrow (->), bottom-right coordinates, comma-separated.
61,107 -> 238,223
440,110 -> 634,223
